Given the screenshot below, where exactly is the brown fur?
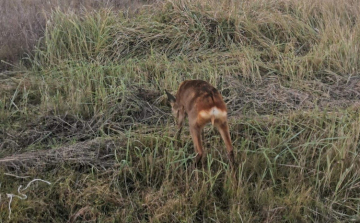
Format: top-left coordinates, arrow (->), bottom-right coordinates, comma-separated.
166,80 -> 234,167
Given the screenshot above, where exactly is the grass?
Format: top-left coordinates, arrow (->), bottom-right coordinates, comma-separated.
0,0 -> 154,71
1,0 -> 360,222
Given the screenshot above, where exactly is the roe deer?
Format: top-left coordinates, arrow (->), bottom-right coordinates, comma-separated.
165,80 -> 234,167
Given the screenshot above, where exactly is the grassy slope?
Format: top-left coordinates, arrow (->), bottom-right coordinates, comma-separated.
0,0 -> 153,71
1,0 -> 360,222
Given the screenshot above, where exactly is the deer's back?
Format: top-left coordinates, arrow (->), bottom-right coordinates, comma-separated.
176,80 -> 227,113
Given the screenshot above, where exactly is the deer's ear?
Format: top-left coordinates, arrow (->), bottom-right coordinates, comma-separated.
165,90 -> 176,105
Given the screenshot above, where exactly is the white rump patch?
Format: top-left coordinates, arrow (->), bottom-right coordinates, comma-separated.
199,107 -> 227,120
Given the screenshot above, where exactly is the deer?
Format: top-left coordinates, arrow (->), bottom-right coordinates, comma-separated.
165,80 -> 234,167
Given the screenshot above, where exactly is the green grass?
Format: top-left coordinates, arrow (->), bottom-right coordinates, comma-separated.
1,0 -> 360,222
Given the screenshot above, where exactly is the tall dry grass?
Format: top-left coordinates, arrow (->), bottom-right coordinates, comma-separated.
1,0 -> 360,222
0,0 -> 156,71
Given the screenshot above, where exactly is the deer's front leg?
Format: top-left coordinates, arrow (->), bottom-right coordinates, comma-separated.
175,107 -> 185,147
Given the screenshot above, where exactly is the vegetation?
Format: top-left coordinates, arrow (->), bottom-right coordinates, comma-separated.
1,0 -> 360,222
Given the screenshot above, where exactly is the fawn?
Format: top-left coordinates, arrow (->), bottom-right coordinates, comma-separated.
165,80 -> 234,167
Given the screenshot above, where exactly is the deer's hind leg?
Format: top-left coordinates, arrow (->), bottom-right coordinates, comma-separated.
189,123 -> 204,167
215,119 -> 234,166
188,110 -> 209,168
189,115 -> 204,165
